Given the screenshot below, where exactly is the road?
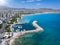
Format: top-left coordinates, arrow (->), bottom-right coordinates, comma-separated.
0,23 -> 7,33
0,17 -> 13,45
0,15 -> 16,33
0,33 -> 5,45
0,14 -> 18,45
0,22 -> 7,45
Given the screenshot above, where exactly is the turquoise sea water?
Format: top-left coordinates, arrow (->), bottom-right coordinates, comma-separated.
13,13 -> 60,45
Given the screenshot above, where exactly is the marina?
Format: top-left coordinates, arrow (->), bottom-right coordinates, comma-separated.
1,20 -> 43,45
0,0 -> 60,45
0,13 -> 60,45
13,13 -> 60,45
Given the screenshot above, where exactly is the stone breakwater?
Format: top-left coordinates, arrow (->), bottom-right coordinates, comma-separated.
9,21 -> 43,45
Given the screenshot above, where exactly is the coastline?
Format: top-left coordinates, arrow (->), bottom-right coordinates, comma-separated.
2,12 -> 60,45
9,12 -> 60,45
9,21 -> 44,45
21,12 -> 60,17
19,12 -> 60,23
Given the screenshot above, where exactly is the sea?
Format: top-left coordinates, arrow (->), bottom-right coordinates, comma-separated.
13,13 -> 60,45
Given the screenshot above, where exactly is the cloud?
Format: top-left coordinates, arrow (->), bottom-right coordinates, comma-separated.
0,0 -> 10,6
0,0 -> 7,6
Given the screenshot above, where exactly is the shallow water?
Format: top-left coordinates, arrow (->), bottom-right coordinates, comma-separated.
13,13 -> 60,45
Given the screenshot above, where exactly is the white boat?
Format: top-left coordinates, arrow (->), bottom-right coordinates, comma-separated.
18,26 -> 22,28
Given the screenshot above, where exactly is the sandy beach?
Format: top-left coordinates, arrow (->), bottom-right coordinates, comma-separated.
21,12 -> 59,17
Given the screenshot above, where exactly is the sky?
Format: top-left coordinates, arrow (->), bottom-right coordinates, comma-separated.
0,0 -> 60,9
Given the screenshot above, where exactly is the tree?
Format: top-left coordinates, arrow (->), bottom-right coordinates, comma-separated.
0,24 -> 2,29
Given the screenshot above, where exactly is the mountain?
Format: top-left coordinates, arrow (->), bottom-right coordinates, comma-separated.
0,6 -> 60,13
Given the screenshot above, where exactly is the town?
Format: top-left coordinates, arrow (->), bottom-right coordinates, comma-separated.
0,6 -> 60,45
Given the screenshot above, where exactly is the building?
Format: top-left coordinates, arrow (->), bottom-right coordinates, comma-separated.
0,20 -> 2,24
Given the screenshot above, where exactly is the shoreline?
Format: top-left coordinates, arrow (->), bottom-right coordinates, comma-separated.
2,12 -> 60,45
9,21 -> 44,45
18,12 -> 60,23
21,12 -> 60,17
20,12 -> 60,21
9,12 -> 59,45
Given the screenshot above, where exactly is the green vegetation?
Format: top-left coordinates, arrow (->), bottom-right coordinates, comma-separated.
7,14 -> 21,24
7,17 -> 17,24
6,28 -> 11,32
5,25 -> 10,29
5,25 -> 11,32
5,25 -> 12,38
0,24 -> 2,29
11,17 -> 17,23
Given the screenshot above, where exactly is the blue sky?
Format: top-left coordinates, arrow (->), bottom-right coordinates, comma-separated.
0,0 -> 60,9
